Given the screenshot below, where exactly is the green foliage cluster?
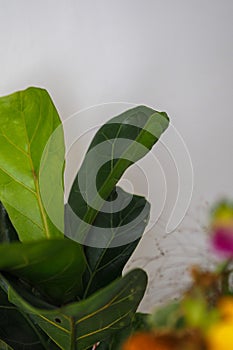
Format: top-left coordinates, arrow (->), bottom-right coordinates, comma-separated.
0,87 -> 169,350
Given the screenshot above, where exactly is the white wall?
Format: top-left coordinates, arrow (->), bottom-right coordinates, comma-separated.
1,0 -> 233,311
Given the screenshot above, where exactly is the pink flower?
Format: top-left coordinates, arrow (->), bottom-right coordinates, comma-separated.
210,201 -> 233,258
211,227 -> 233,258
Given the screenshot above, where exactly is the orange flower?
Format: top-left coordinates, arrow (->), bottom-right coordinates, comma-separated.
122,330 -> 205,350
122,332 -> 174,350
218,297 -> 233,320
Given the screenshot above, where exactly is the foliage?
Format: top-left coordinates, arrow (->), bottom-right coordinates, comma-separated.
0,87 -> 169,349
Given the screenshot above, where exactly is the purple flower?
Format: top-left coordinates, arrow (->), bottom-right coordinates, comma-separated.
211,227 -> 233,258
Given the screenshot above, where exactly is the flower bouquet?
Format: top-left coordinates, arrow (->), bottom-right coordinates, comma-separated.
123,201 -> 233,350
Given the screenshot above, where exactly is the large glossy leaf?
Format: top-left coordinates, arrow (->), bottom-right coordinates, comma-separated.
66,106 -> 169,297
81,189 -> 150,297
0,287 -> 58,350
0,87 -> 64,241
0,202 -> 18,242
1,269 -> 147,350
0,239 -> 86,304
67,105 -> 169,246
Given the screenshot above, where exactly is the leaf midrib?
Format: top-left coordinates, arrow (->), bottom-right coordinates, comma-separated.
36,285 -> 137,350
20,92 -> 50,239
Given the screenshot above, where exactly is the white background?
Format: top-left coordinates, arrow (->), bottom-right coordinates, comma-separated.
0,0 -> 233,311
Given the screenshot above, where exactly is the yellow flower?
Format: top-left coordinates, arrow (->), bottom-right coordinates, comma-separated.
206,297 -> 233,350
206,321 -> 233,350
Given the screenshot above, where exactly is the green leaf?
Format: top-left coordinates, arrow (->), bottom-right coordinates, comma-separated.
66,106 -> 169,297
81,189 -> 150,297
0,239 -> 86,304
0,202 -> 19,242
67,105 -> 169,246
0,87 -> 64,241
0,287 -> 58,350
1,269 -> 147,350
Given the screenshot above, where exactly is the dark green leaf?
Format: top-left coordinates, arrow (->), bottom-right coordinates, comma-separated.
67,105 -> 169,247
82,189 -> 150,297
66,106 -> 169,297
1,269 -> 147,350
0,239 -> 86,304
0,87 -> 64,241
0,202 -> 18,242
0,287 -> 58,350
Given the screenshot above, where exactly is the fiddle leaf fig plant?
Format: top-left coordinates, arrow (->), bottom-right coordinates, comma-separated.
0,87 -> 169,350
0,88 -> 64,241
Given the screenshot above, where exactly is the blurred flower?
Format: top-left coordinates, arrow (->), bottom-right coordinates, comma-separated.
123,201 -> 233,350
122,331 -> 204,350
210,202 -> 233,258
122,332 -> 174,350
206,320 -> 233,350
206,297 -> 233,350
218,297 -> 233,320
